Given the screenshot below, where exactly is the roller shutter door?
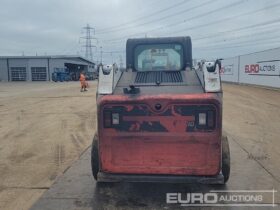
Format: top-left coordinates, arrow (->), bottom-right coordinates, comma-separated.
11,67 -> 27,81
31,67 -> 47,81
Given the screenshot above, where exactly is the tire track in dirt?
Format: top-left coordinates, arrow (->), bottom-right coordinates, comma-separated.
53,144 -> 65,167
70,134 -> 83,152
50,144 -> 66,181
49,120 -> 67,181
0,99 -> 50,114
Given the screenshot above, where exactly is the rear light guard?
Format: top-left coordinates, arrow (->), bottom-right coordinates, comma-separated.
102,104 -> 218,132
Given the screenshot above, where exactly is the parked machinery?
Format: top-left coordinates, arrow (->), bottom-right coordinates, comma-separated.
92,37 -> 230,184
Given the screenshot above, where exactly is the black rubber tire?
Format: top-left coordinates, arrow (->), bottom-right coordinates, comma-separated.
215,59 -> 222,70
91,134 -> 99,180
222,136 -> 230,183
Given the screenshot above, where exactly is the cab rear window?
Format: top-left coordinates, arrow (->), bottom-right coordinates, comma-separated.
134,44 -> 184,71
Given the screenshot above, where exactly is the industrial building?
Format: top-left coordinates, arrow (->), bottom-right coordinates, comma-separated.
0,55 -> 95,82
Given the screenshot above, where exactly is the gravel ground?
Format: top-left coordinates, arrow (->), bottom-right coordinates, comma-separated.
0,81 -> 97,210
0,82 -> 279,210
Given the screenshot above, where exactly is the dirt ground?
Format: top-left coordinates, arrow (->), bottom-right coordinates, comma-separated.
0,81 -> 97,210
0,82 -> 279,210
222,84 -> 280,183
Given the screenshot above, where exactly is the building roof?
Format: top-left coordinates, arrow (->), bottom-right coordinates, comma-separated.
0,55 -> 95,65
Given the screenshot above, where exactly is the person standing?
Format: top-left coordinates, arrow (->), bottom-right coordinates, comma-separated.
79,71 -> 87,92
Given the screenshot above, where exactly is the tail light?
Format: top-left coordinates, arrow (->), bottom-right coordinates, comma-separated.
104,111 -> 120,128
196,110 -> 215,130
198,113 -> 207,125
112,113 -> 120,125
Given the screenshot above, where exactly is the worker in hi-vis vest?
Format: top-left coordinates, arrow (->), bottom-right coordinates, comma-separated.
79,71 -> 87,92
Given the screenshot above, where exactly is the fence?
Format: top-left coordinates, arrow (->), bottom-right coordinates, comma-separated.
221,48 -> 280,88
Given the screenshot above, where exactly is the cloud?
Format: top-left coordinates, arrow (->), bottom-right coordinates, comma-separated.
0,0 -> 280,62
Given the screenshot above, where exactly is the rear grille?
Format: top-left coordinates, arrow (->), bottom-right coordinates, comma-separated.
135,71 -> 183,84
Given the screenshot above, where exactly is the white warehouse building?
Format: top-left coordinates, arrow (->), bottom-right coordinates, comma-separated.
0,55 -> 95,82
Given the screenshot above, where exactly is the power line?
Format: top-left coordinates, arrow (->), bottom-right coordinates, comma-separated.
194,27 -> 280,47
104,17 -> 280,46
100,0 -> 280,46
98,0 -> 218,35
106,24 -> 280,47
195,38 -> 280,51
102,50 -> 125,54
192,18 -> 280,42
97,0 -> 192,34
97,24 -> 280,61
102,0 -> 247,43
150,1 -> 280,36
96,1 -> 280,58
195,33 -> 280,49
96,0 -> 164,32
102,22 -> 280,57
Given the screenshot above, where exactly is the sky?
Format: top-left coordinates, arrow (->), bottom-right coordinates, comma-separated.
0,0 -> 280,64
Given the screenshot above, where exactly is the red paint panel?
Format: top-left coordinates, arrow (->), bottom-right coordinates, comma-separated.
100,133 -> 220,175
122,115 -> 195,132
98,94 -> 222,176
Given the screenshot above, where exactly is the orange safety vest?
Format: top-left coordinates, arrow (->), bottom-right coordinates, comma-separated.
79,74 -> 86,87
79,74 -> 86,81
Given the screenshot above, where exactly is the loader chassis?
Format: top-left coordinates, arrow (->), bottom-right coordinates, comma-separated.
92,37 -> 230,184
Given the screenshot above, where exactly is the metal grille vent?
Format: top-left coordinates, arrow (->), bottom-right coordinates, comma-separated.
135,71 -> 183,84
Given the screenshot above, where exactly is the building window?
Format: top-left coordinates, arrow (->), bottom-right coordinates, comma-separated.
31,67 -> 47,81
11,67 -> 27,81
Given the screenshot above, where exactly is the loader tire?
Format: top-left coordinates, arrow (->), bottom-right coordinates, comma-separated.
222,136 -> 230,183
91,134 -> 99,180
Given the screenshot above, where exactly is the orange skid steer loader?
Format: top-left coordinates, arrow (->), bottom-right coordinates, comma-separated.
91,37 -> 230,184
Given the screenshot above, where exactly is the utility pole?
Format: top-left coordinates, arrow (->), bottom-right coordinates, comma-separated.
100,46 -> 103,64
119,55 -> 123,68
80,24 -> 97,61
111,52 -> 113,64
